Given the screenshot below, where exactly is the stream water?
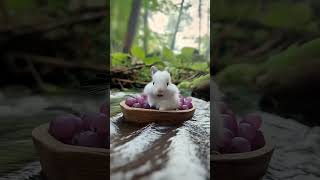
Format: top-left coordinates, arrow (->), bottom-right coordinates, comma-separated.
0,91 -> 319,180
110,92 -> 210,180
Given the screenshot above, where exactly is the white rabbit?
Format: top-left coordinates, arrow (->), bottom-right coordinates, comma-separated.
143,66 -> 180,111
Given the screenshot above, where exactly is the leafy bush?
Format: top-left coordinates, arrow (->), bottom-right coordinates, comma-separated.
111,46 -> 209,85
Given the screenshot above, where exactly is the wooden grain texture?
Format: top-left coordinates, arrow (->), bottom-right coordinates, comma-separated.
211,139 -> 274,180
32,124 -> 109,180
120,101 -> 196,124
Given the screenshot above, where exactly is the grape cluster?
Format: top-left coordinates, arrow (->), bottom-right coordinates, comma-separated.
125,94 -> 193,110
217,102 -> 265,154
49,102 -> 109,149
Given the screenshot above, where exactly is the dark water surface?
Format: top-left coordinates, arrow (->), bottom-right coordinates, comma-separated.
0,93 -> 106,180
110,92 -> 210,180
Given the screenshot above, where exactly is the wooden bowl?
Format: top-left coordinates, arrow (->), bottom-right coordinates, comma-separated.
211,139 -> 274,180
32,123 -> 109,180
120,101 -> 196,124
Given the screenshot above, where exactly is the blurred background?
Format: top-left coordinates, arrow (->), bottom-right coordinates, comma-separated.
0,0 -> 107,179
212,0 -> 320,125
212,0 -> 320,179
110,0 -> 210,102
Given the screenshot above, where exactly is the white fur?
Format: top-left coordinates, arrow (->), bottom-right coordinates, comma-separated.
143,67 -> 180,110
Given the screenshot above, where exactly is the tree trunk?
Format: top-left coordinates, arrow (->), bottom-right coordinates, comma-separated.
122,0 -> 142,53
205,4 -> 210,59
143,0 -> 149,54
170,0 -> 185,50
198,0 -> 202,52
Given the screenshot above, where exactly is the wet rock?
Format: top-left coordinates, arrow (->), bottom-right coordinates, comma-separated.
251,112 -> 320,180
110,93 -> 210,180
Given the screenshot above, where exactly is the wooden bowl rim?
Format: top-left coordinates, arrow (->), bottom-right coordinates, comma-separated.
32,123 -> 109,154
211,138 -> 274,162
120,101 -> 196,113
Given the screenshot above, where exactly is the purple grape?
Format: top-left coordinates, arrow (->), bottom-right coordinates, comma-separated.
217,128 -> 234,153
125,97 -> 137,107
184,101 -> 192,109
142,103 -> 150,109
187,102 -> 193,109
132,103 -> 142,108
99,102 -> 108,115
179,104 -> 188,110
222,114 -> 238,135
184,97 -> 192,105
223,109 -> 236,119
141,94 -> 148,100
179,97 -> 184,104
89,113 -> 108,136
49,114 -> 82,140
251,130 -> 265,150
80,112 -> 101,131
230,137 -> 251,153
72,131 -> 104,148
136,96 -> 145,105
238,122 -> 256,141
241,113 -> 262,130
182,104 -> 188,110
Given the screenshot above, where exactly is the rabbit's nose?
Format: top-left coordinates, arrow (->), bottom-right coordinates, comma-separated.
157,89 -> 164,94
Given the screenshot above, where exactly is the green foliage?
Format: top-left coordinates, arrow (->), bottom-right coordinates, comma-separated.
216,63 -> 259,87
111,53 -> 129,66
111,45 -> 209,87
162,47 -> 176,62
257,38 -> 320,87
110,0 -> 210,89
217,38 -> 320,89
143,56 -> 163,65
5,0 -> 37,10
131,45 -> 146,60
178,74 -> 210,89
261,38 -> 320,70
259,1 -> 313,30
213,0 -> 315,31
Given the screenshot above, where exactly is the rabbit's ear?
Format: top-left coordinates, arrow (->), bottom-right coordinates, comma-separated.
164,67 -> 169,72
151,66 -> 158,75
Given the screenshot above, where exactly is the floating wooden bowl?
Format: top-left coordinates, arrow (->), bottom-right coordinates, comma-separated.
32,123 -> 109,180
211,139 -> 274,180
120,101 -> 196,124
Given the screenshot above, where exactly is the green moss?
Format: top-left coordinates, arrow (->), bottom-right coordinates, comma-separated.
177,81 -> 192,89
217,38 -> 320,90
257,38 -> 320,88
259,1 -> 312,30
216,63 -> 259,87
178,74 -> 210,90
213,0 -> 260,21
191,74 -> 210,88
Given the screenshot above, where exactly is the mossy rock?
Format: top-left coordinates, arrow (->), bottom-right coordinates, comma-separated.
216,63 -> 259,88
217,38 -> 320,90
256,38 -> 320,91
178,74 -> 210,90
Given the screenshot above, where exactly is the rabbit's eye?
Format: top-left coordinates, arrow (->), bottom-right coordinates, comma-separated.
153,82 -> 155,85
167,82 -> 169,86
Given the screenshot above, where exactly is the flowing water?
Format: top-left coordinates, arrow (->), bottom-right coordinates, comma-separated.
110,92 -> 210,180
1,91 -> 319,180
